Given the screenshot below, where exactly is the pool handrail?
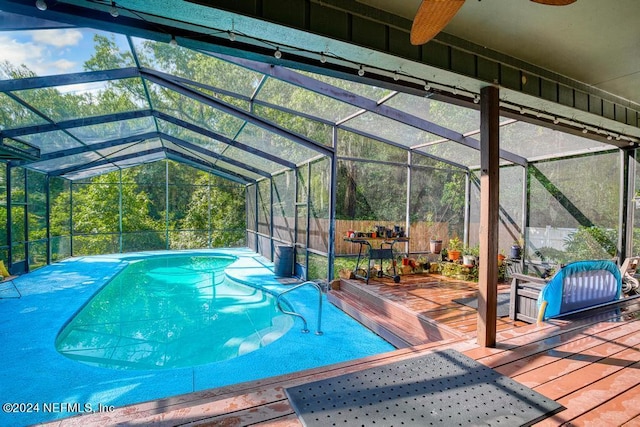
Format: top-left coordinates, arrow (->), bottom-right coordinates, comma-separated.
276,281 -> 323,335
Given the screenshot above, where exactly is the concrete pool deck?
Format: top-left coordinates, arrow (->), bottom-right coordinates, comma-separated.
0,249 -> 394,427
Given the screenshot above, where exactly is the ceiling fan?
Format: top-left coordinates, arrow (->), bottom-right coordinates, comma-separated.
410,0 -> 577,45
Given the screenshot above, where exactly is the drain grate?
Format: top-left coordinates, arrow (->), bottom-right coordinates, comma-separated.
285,349 -> 563,427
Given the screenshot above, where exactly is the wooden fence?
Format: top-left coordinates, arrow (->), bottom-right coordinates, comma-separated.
261,216 -> 522,256
271,217 -> 452,255
334,220 -> 451,255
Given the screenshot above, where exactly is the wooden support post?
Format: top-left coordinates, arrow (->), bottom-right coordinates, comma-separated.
477,85 -> 500,348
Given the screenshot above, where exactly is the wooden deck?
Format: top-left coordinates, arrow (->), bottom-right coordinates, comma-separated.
46,274 -> 640,426
339,273 -> 528,336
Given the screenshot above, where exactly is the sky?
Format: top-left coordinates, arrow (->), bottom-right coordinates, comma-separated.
0,26 -> 132,96
0,27 -> 129,78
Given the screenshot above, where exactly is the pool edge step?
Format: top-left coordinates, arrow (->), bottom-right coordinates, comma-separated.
328,280 -> 461,348
327,290 -> 415,348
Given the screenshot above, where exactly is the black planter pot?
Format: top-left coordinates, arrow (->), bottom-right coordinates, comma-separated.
510,245 -> 522,259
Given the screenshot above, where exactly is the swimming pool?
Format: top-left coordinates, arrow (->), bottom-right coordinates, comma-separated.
0,249 -> 395,427
56,255 -> 294,369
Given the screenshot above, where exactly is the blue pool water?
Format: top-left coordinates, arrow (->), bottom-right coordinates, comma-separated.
0,249 -> 395,427
56,256 -> 294,369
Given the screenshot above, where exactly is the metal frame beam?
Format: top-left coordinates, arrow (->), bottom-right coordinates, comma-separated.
210,0 -> 639,131
217,55 -> 527,166
164,150 -> 252,185
34,131 -> 265,182
338,125 -> 470,171
0,68 -> 140,92
0,10 -> 73,30
153,111 -> 295,169
20,127 -> 284,183
160,133 -> 271,178
49,147 -> 166,177
141,68 -> 334,158
2,110 -> 153,139
165,63 -> 485,172
26,132 -> 159,164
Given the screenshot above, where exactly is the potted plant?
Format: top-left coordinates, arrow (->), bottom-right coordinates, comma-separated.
462,244 -> 479,267
497,249 -> 506,266
430,237 -> 443,254
448,236 -> 463,261
510,239 -> 523,259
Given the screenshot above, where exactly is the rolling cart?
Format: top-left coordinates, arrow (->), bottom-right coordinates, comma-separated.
344,237 -> 409,284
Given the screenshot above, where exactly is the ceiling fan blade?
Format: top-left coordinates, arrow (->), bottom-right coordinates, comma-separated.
530,0 -> 577,5
410,0 -> 466,46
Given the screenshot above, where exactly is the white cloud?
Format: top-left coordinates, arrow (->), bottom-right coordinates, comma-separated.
0,34 -> 45,67
50,58 -> 78,73
30,29 -> 83,48
0,33 -> 81,77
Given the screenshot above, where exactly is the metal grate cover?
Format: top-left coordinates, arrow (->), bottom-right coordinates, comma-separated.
285,349 -> 563,427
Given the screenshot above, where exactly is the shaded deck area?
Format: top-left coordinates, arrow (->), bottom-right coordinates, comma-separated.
47,274 -> 640,426
331,274 -> 528,342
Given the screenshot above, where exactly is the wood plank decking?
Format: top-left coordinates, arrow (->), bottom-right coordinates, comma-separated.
45,274 -> 640,426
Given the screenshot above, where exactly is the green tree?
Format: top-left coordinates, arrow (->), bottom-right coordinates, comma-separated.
50,169 -> 164,255
172,175 -> 245,249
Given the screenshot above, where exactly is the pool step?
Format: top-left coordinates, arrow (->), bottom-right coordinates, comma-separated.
237,315 -> 292,355
327,290 -> 415,348
328,279 -> 464,348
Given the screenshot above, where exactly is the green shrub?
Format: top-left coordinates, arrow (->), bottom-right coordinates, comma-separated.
563,226 -> 617,261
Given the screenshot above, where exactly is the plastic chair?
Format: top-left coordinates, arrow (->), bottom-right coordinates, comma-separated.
538,260 -> 621,320
510,260 -> 621,322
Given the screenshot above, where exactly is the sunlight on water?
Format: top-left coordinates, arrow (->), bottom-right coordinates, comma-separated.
56,256 -> 293,370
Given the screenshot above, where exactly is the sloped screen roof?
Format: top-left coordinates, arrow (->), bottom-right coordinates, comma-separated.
0,13 -> 613,183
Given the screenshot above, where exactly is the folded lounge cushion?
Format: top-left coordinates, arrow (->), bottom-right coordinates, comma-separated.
0,260 -> 9,278
537,260 -> 621,320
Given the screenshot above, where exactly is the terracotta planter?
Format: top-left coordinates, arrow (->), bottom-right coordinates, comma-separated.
448,250 -> 461,261
497,254 -> 506,266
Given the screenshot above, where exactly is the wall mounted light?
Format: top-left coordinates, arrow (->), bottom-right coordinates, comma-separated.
424,82 -> 431,91
357,65 -> 365,77
473,94 -> 480,104
274,47 -> 282,59
228,31 -> 236,42
169,36 -> 178,47
319,52 -> 327,64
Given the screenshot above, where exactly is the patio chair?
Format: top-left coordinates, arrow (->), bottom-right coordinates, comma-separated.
620,256 -> 640,296
510,260 -> 621,323
0,260 -> 20,299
